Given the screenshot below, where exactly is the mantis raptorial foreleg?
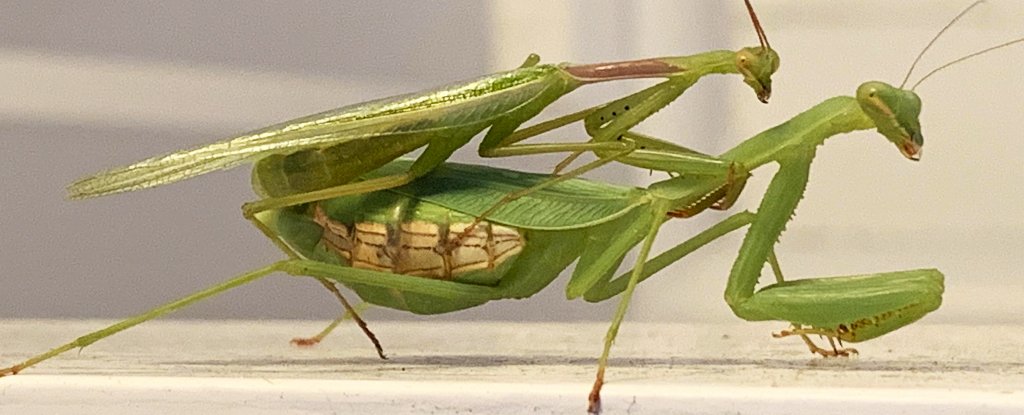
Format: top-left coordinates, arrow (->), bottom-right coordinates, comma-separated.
723,146 -> 942,344
464,79 -> 755,235
481,78 -> 694,158
572,146 -> 940,364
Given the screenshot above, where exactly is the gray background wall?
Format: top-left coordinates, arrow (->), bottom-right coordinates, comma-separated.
1,1 -> 1022,326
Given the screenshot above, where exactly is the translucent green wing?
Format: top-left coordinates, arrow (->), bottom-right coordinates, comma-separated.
67,65 -> 565,199
67,104 -> 409,200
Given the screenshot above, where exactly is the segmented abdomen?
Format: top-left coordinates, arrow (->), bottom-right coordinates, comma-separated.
312,204 -> 523,280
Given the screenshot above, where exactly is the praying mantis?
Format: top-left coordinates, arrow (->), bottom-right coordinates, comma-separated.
6,4 -> 1022,409
46,0 -> 779,357
3,2 -> 1022,415
0,70 -> 951,406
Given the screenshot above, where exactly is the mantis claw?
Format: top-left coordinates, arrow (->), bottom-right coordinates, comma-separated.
587,379 -> 603,414
773,325 -> 859,358
290,337 -> 322,348
0,364 -> 23,377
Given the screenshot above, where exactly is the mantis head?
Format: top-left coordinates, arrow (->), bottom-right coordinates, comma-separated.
863,1 -> 1024,162
736,46 -> 780,104
736,0 -> 777,104
856,81 -> 923,161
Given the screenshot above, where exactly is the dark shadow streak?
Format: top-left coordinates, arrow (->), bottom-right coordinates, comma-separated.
164,355 -> 1024,375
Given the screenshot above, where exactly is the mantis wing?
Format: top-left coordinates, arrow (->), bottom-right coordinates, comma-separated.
67,66 -> 567,199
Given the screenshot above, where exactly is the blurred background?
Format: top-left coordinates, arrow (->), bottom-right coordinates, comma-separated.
1,1 -> 1022,331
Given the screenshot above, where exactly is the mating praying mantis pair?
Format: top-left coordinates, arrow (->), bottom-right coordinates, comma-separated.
3,1 -> 1022,413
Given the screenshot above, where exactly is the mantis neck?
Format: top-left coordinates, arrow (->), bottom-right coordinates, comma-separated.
564,50 -> 737,83
720,96 -> 875,169
663,50 -> 741,77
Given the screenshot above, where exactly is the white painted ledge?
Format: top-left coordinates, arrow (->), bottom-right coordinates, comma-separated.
1,320 -> 1022,414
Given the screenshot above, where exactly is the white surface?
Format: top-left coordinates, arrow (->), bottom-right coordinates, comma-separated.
2,320 -> 1022,414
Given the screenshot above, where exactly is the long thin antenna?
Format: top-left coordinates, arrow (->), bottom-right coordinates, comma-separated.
912,36 -> 1024,90
744,0 -> 771,50
900,0 -> 986,88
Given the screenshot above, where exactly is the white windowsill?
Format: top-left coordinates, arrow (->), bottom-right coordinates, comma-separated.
1,320 -> 1021,414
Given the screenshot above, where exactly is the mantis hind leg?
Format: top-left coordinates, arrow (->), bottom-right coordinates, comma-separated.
0,259 -> 504,377
0,262 -> 286,377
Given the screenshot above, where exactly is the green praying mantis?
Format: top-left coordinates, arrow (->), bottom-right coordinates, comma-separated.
49,0 -> 779,357
0,71 -> 954,406
4,2 -> 1023,414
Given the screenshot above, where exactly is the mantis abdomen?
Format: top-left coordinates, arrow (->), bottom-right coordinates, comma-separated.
259,188 -> 587,314
310,203 -> 524,281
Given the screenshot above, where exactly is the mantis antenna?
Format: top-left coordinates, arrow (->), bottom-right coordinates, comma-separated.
911,36 -> 1024,90
899,0 -> 986,88
744,0 -> 771,50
